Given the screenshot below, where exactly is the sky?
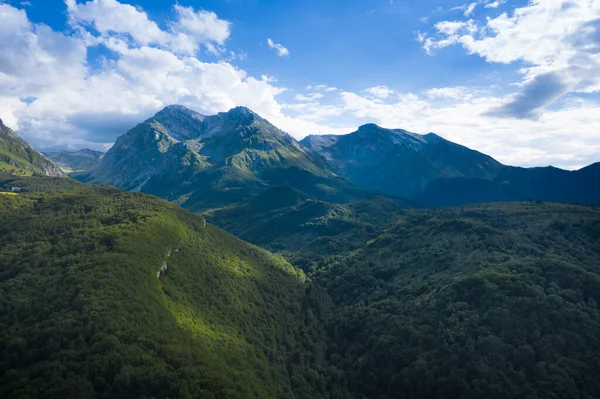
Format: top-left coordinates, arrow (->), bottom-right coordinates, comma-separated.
0,0 -> 599,168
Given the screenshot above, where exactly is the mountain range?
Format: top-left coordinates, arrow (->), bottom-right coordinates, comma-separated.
77,104 -> 600,209
78,105 -> 367,211
0,119 -> 64,177
1,108 -> 600,398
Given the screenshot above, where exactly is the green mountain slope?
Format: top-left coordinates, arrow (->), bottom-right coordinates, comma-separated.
0,119 -> 64,177
205,186 -> 416,267
78,106 -> 369,212
313,202 -> 600,398
0,183 -> 340,399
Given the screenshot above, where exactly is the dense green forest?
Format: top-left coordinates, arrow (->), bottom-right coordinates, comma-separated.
2,176 -> 600,398
0,185 -> 343,399
312,202 -> 600,398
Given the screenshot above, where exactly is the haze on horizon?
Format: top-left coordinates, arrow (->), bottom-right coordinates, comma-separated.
0,0 -> 599,169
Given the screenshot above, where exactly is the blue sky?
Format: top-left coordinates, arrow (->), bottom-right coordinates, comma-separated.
1,0 -> 599,168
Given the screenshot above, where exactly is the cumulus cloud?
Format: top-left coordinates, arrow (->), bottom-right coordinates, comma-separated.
65,0 -> 231,55
267,38 -> 289,56
0,1 -> 338,149
418,0 -> 600,117
484,0 -> 505,9
363,86 -> 395,99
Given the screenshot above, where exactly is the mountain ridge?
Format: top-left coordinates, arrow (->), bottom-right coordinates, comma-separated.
78,104 -> 600,208
0,119 -> 65,177
301,124 -> 503,198
79,105 -> 366,212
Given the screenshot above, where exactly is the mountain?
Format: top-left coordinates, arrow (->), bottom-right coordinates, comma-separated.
79,105 -> 600,210
301,124 -> 503,198
420,163 -> 600,206
0,181 -> 341,399
302,125 -> 600,205
0,119 -> 64,177
79,105 -> 368,211
44,149 -> 104,173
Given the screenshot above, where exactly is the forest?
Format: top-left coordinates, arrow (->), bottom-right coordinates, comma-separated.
1,178 -> 600,398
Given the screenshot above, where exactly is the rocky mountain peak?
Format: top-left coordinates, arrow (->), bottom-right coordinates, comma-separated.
220,106 -> 260,125
147,105 -> 206,140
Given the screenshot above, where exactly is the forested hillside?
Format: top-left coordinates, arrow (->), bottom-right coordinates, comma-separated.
313,202 -> 600,398
0,184 -> 342,399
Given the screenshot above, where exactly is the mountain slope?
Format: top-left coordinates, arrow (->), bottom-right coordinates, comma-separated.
0,182 -> 340,399
0,119 -> 64,177
44,149 -> 104,173
420,163 -> 600,206
314,202 -> 600,399
204,186 -> 415,267
301,124 -> 502,198
80,106 -> 369,211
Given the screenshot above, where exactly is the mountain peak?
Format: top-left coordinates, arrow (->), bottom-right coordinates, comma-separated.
0,119 -> 20,140
148,105 -> 206,140
221,106 -> 260,124
152,104 -> 205,120
357,123 -> 382,131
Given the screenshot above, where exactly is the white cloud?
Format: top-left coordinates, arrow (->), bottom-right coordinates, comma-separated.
450,2 -> 477,16
421,20 -> 477,54
66,0 -> 231,55
363,86 -> 395,99
294,93 -> 324,101
464,2 -> 477,16
484,0 -> 505,9
170,5 -> 231,55
0,1 -> 599,169
66,0 -> 167,45
0,2 -> 334,149
267,38 -> 289,56
312,84 -> 338,92
426,87 -> 469,99
419,0 -> 600,118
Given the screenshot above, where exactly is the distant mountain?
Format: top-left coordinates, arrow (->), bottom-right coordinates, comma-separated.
0,119 -> 64,177
44,148 -> 104,173
303,125 -> 600,205
420,163 -> 600,206
79,105 -> 368,211
301,124 -> 503,198
78,105 -> 600,209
